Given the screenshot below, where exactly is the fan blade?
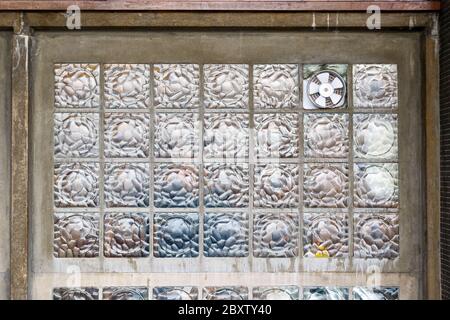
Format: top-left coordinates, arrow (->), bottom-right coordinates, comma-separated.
315,96 -> 327,108
330,93 -> 342,104
308,82 -> 320,94
316,72 -> 330,84
331,77 -> 344,89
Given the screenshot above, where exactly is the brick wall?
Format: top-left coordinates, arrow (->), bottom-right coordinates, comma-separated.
441,0 -> 450,300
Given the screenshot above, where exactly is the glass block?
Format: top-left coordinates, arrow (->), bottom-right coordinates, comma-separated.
54,162 -> 99,207
354,114 -> 398,159
53,213 -> 99,258
153,213 -> 199,258
354,213 -> 399,259
104,64 -> 150,109
303,212 -> 349,258
54,64 -> 100,108
303,64 -> 347,109
102,287 -> 148,300
203,287 -> 248,300
204,163 -> 249,208
354,163 -> 399,208
104,113 -> 150,158
303,287 -> 348,300
153,287 -> 198,300
54,113 -> 99,158
154,113 -> 199,158
253,64 -> 299,109
204,64 -> 249,109
154,164 -> 199,208
204,113 -> 249,159
53,288 -> 99,300
154,64 -> 200,109
353,64 -> 398,108
204,212 -> 249,257
304,113 -> 349,158
254,164 -> 299,208
254,113 -> 299,158
253,213 -> 299,258
104,212 -> 149,257
353,287 -> 399,300
303,164 -> 349,208
104,163 -> 149,207
253,286 -> 299,300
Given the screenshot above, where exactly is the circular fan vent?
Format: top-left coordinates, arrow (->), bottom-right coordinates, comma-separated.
307,70 -> 346,109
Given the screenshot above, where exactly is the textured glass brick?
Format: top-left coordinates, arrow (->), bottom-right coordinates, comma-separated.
253,286 -> 299,300
353,64 -> 398,108
303,287 -> 348,300
53,288 -> 99,300
153,287 -> 198,300
204,212 -> 249,257
253,213 -> 299,257
254,113 -> 299,158
353,287 -> 399,300
303,164 -> 349,208
102,287 -> 148,300
54,162 -> 99,207
53,213 -> 99,258
104,163 -> 149,207
153,213 -> 199,258
303,212 -> 349,258
104,212 -> 149,257
204,163 -> 249,208
354,213 -> 399,259
203,287 -> 248,300
253,64 -> 299,109
154,64 -> 200,109
54,64 -> 100,108
104,64 -> 150,109
254,164 -> 299,208
304,113 -> 349,158
154,164 -> 199,208
354,163 -> 399,208
104,113 -> 150,158
204,64 -> 249,109
154,113 -> 199,158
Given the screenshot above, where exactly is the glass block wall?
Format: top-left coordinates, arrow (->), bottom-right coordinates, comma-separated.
51,62 -> 400,300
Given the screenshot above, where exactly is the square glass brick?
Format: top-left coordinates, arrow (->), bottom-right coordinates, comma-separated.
104,212 -> 149,257
204,64 -> 249,109
153,213 -> 199,258
303,64 -> 347,110
253,64 -> 299,109
303,212 -> 349,258
54,162 -> 99,207
254,113 -> 299,158
104,64 -> 150,109
204,212 -> 249,257
253,213 -> 299,257
354,163 -> 399,208
102,287 -> 148,300
353,64 -> 398,108
352,287 -> 399,300
253,286 -> 299,300
203,287 -> 248,300
154,64 -> 200,109
53,288 -> 99,300
303,164 -> 349,208
203,113 -> 249,159
354,213 -> 399,259
304,113 -> 349,158
104,163 -> 149,207
303,287 -> 348,300
204,163 -> 249,208
154,164 -> 199,208
55,64 -> 100,108
254,164 -> 299,208
104,112 -> 150,158
153,287 -> 198,300
353,114 -> 398,160
54,113 -> 99,158
154,113 -> 199,158
53,213 -> 99,258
